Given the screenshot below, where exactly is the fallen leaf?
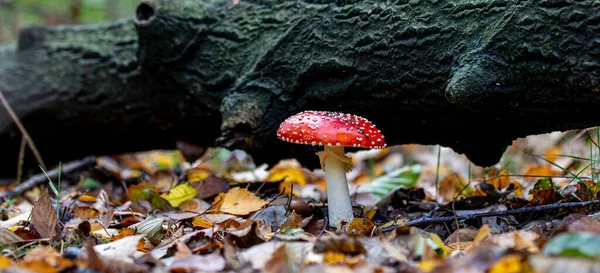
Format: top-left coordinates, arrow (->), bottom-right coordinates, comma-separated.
488,254 -> 533,273
0,227 -> 23,245
160,183 -> 198,208
323,251 -> 346,264
313,234 -> 366,255
78,194 -> 96,203
85,239 -> 107,272
31,189 -> 57,239
72,206 -> 100,219
189,175 -> 230,199
129,183 -> 172,210
280,211 -> 303,230
529,255 -> 600,273
474,224 -> 492,242
267,160 -> 308,194
217,187 -> 268,215
22,246 -> 60,263
129,216 -> 165,244
93,235 -> 144,262
0,256 -> 13,269
192,217 -> 213,229
552,213 -> 600,235
179,198 -> 211,213
543,232 -> 600,259
357,165 -> 421,200
228,221 -> 268,248
347,218 -> 375,236
169,251 -> 226,272
252,205 -> 288,227
148,170 -> 178,193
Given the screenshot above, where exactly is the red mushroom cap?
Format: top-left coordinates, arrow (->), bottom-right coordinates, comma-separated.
277,111 -> 386,149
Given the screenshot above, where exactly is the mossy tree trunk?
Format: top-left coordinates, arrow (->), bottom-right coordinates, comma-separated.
0,0 -> 599,176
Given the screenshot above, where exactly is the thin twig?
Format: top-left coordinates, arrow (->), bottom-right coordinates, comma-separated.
16,136 -> 26,184
0,156 -> 96,199
380,200 -> 600,233
0,90 -> 46,170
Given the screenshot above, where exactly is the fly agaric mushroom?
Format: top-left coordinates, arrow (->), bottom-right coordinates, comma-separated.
277,111 -> 386,227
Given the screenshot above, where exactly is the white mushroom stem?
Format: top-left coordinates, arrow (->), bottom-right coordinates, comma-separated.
316,146 -> 354,228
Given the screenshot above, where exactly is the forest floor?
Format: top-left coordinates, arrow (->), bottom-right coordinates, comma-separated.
1,128 -> 600,273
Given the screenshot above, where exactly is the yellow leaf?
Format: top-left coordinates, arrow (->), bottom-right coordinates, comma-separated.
211,192 -> 226,212
488,170 -> 511,190
0,256 -> 13,269
78,195 -> 97,203
544,147 -> 562,163
187,167 -> 212,183
160,183 -> 198,208
267,166 -> 307,195
489,254 -> 532,273
347,218 -> 375,235
267,166 -> 307,185
192,217 -> 213,229
474,224 -> 491,242
218,187 -> 268,215
419,259 -> 443,272
323,251 -> 346,264
428,233 -> 448,257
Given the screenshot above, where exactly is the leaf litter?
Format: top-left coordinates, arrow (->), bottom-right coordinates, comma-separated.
0,130 -> 600,272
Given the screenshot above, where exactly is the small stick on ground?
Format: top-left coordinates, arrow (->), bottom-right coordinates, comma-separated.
16,136 -> 26,184
0,156 -> 97,200
380,200 -> 600,233
0,90 -> 46,170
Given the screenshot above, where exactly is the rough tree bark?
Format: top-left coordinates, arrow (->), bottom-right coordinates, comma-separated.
0,0 -> 599,176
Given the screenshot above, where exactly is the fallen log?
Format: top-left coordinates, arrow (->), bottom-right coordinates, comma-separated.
0,0 -> 599,176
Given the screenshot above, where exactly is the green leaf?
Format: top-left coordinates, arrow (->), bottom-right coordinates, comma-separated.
129,185 -> 172,211
543,232 -> 600,259
39,166 -> 58,196
81,177 -> 103,190
357,164 -> 421,200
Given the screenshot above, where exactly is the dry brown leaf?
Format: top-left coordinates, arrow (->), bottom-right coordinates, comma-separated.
0,227 -> 23,245
474,224 -> 491,242
85,239 -> 107,273
148,169 -> 178,193
228,221 -> 268,248
218,187 -> 268,215
72,206 -> 101,219
22,246 -> 60,263
347,218 -> 375,236
263,245 -> 291,273
280,211 -> 303,230
313,234 -> 366,255
31,189 -> 57,239
179,198 -> 211,213
189,175 -> 230,199
552,213 -> 600,235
